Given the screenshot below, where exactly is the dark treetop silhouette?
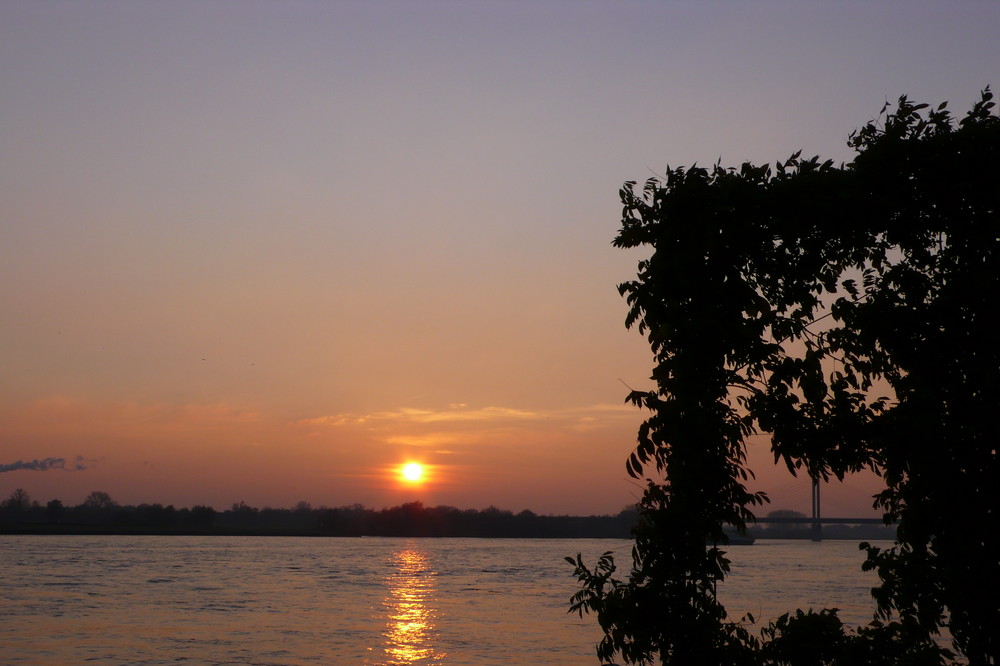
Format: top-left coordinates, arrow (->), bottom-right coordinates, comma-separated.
570,89 -> 999,665
0,492 -> 639,539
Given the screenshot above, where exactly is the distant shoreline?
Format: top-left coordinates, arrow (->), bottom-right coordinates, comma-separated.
2,524 -> 890,540
1,497 -> 894,540
0,524 -> 627,538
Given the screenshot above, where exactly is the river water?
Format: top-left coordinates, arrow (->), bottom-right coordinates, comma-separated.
0,536 -> 886,664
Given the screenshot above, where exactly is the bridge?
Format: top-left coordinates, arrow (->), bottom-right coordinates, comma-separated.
751,478 -> 890,540
754,516 -> 885,525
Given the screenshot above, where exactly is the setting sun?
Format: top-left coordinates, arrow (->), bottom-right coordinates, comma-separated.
401,463 -> 424,483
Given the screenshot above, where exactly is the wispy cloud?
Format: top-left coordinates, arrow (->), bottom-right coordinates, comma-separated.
0,456 -> 87,473
297,403 -> 636,430
290,402 -> 644,461
384,433 -> 465,448
378,406 -> 541,423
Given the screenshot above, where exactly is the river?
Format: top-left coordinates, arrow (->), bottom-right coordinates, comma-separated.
0,536 -> 886,664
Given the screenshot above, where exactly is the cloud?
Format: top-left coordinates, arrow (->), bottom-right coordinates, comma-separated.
290,402 -> 644,461
298,403 -> 636,429
384,433 -> 465,448
0,456 -> 87,473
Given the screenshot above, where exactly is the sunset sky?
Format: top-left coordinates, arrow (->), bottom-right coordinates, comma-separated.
2,1 -> 997,516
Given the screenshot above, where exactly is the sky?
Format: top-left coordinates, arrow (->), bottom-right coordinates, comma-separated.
2,1 -> 997,516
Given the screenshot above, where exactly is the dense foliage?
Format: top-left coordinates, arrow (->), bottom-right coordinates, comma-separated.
570,90 -> 999,665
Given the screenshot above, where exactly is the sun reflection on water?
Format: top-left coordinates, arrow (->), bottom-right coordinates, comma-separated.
379,544 -> 444,664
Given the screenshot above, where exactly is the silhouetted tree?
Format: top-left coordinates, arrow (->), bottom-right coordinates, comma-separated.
45,498 -> 64,524
76,490 -> 119,524
756,510 -> 808,540
2,488 -> 33,511
134,503 -> 178,527
571,89 -> 998,665
82,490 -> 116,510
186,505 -> 216,527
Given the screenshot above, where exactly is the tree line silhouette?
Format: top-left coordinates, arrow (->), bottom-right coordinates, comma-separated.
0,489 -> 637,538
1,488 -> 890,539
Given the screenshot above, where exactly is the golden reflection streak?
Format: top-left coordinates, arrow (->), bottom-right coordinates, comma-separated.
380,545 -> 444,664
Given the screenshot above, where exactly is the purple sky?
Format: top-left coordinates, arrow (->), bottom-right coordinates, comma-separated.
2,1 -> 997,514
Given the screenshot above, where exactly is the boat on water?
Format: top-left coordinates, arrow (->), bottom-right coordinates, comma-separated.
718,531 -> 755,545
725,533 -> 755,545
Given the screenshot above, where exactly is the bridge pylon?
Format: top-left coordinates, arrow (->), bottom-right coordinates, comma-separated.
810,477 -> 822,541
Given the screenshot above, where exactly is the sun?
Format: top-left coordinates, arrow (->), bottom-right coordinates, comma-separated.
400,462 -> 424,483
